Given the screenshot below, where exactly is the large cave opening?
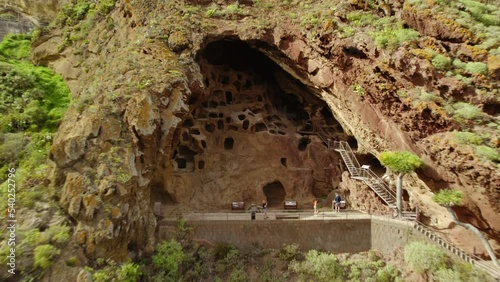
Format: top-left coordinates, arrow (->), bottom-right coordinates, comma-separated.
158,39 -> 356,210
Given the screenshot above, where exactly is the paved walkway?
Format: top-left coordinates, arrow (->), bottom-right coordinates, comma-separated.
160,210 -> 383,222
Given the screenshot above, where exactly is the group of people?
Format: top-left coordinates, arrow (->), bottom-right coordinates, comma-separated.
260,193 -> 342,219
314,193 -> 342,214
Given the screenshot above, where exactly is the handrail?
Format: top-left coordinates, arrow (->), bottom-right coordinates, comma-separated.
413,220 -> 500,278
358,167 -> 396,200
335,141 -> 361,168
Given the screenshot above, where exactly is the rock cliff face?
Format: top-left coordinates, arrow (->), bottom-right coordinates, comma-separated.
30,0 -> 499,262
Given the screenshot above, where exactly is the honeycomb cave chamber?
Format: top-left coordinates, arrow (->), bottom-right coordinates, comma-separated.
156,39 -> 354,210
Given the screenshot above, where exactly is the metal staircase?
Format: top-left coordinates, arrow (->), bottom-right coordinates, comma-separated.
312,126 -> 499,279
313,127 -> 399,212
413,221 -> 500,280
332,140 -> 397,210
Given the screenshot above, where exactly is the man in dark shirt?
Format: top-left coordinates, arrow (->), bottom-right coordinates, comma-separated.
334,194 -> 341,213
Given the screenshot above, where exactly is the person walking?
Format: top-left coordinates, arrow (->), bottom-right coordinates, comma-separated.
334,194 -> 342,213
313,198 -> 318,215
262,200 -> 268,219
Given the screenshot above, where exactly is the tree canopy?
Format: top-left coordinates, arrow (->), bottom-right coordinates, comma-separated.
432,189 -> 465,207
378,151 -> 424,174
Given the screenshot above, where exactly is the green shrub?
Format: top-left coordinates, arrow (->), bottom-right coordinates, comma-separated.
346,11 -> 378,27
0,33 -> 31,60
118,262 -> 142,282
228,267 -> 248,282
93,270 -> 112,282
22,229 -> 47,247
452,102 -> 483,121
66,256 -> 78,266
474,145 -> 500,162
419,91 -> 443,103
453,131 -> 483,145
372,26 -> 420,50
433,267 -> 462,282
433,189 -> 464,206
46,225 -> 71,244
378,151 -> 424,174
376,264 -> 401,282
34,244 -> 60,270
152,240 -> 185,279
465,62 -> 488,75
352,84 -> 365,96
339,26 -> 355,38
404,242 -> 447,274
452,58 -> 467,69
453,262 -> 492,281
432,54 -> 451,70
277,243 -> 300,262
289,250 -> 344,282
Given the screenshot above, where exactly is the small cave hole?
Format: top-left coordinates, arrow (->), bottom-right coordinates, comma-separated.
238,114 -> 246,121
347,136 -> 358,150
257,96 -> 263,102
182,119 -> 194,128
202,102 -> 208,108
270,129 -> 277,134
280,158 -> 287,167
342,47 -> 368,59
209,113 -> 218,118
198,160 -> 205,169
242,120 -> 250,130
208,101 -> 218,108
483,102 -> 500,115
205,124 -> 215,133
190,129 -> 200,135
228,125 -> 239,131
278,131 -> 286,135
201,140 -> 207,148
298,138 -> 311,151
226,92 -> 233,104
218,113 -> 224,118
175,158 -> 187,169
221,76 -> 230,85
219,101 -> 226,107
234,81 -> 241,91
182,132 -> 190,141
225,117 -> 232,123
188,96 -> 197,105
218,120 -> 224,129
254,123 -> 267,132
128,242 -> 137,252
224,137 -> 234,149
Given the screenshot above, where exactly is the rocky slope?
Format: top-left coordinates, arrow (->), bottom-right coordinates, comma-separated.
6,0 -> 500,278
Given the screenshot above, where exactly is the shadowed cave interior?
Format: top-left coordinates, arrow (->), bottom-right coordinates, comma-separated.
153,39 -> 362,211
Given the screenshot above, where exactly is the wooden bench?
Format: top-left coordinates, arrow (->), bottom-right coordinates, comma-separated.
284,201 -> 298,210
231,202 -> 245,211
276,213 -> 300,220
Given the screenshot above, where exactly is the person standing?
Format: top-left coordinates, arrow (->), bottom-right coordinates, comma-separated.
262,200 -> 268,219
334,194 -> 342,213
313,198 -> 318,215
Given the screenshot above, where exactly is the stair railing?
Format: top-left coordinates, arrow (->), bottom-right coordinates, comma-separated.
413,220 -> 500,279
358,166 -> 397,201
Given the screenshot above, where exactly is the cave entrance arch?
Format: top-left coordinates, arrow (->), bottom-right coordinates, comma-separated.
161,37 -> 355,210
263,181 -> 286,208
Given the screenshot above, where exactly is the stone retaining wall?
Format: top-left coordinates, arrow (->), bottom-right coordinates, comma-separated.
159,217 -> 428,254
